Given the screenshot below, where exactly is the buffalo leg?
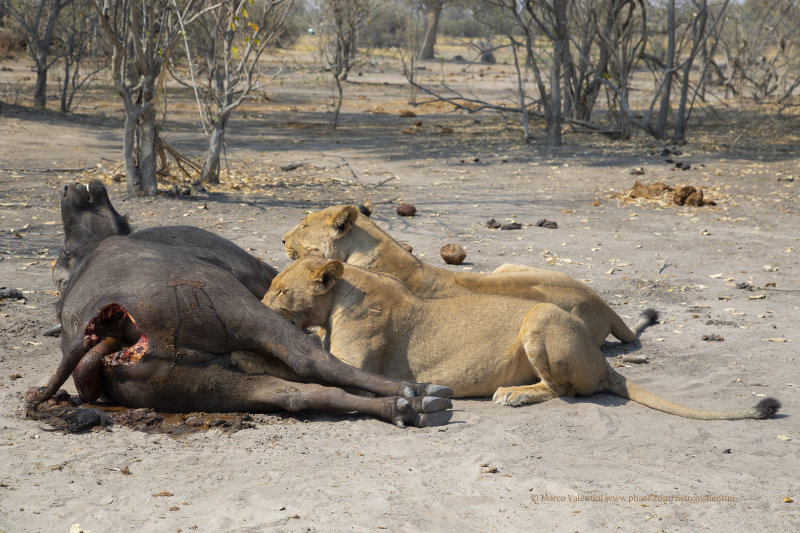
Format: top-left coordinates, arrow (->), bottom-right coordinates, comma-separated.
113,364 -> 451,428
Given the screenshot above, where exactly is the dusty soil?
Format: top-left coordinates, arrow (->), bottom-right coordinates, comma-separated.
1,53 -> 799,531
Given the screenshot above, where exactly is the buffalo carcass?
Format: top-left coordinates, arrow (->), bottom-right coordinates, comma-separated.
29,183 -> 452,428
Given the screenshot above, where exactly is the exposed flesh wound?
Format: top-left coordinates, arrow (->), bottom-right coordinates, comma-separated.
83,304 -> 138,348
105,335 -> 149,366
71,305 -> 149,402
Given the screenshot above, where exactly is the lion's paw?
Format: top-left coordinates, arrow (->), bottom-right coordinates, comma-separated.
492,388 -> 527,407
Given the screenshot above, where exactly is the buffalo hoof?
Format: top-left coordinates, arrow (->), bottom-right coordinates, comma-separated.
392,396 -> 453,428
402,382 -> 454,399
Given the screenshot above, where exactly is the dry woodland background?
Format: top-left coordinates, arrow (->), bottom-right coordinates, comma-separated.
1,16 -> 800,533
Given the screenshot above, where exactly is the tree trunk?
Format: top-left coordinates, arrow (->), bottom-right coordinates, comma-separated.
121,96 -> 140,193
510,39 -> 530,143
60,44 -> 72,113
332,75 -> 344,130
138,104 -> 158,196
120,83 -> 157,195
418,0 -> 443,60
111,45 -> 122,87
33,50 -> 48,110
30,0 -> 65,110
578,0 -> 620,122
674,1 -> 709,143
548,0 -> 567,147
201,116 -> 228,184
655,0 -> 676,139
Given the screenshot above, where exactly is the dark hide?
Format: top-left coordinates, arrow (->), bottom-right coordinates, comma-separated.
53,181 -> 131,292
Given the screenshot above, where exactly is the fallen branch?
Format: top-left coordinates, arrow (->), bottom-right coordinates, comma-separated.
0,166 -> 96,173
621,355 -> 648,364
320,153 -> 362,185
156,139 -> 201,180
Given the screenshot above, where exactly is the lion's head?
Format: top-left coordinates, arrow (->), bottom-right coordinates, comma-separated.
282,205 -> 360,261
263,256 -> 344,330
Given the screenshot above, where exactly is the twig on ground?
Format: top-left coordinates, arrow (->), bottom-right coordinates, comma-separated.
372,176 -> 397,188
0,166 -> 96,173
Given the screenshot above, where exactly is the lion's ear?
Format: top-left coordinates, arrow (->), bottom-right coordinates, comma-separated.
313,260 -> 344,293
331,205 -> 359,234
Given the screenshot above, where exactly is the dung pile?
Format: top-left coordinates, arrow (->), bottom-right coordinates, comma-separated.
615,181 -> 720,207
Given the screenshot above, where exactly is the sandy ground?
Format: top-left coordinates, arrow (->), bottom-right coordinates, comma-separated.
1,59 -> 799,531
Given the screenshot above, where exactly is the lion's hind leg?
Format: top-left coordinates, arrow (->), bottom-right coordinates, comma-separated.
492,302 -> 606,408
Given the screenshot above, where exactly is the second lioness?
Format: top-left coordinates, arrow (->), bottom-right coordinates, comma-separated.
264,256 -> 779,420
282,205 -> 652,346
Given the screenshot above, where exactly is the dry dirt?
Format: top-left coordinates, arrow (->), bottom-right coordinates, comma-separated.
1,54 -> 799,532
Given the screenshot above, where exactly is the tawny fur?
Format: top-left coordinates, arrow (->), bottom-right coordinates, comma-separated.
282,205 -> 652,347
264,256 -> 780,421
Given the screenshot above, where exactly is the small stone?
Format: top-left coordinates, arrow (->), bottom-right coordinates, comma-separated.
440,244 -> 466,265
396,203 -> 417,216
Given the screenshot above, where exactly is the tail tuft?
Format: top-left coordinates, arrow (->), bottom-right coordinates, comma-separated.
632,308 -> 660,339
754,397 -> 781,419
640,308 -> 659,325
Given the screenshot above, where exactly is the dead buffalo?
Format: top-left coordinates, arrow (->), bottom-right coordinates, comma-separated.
29,183 -> 452,428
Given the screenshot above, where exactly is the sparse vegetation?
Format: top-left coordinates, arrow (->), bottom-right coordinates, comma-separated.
0,0 -> 798,189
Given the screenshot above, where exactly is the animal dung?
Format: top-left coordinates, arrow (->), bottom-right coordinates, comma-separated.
672,185 -> 708,206
486,218 -> 501,229
0,287 -> 25,301
396,203 -> 417,216
630,181 -> 670,198
536,219 -> 558,229
500,222 -> 522,230
618,181 -> 718,206
440,244 -> 466,265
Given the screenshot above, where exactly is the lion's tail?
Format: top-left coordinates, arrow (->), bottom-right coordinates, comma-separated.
602,367 -> 781,420
610,308 -> 659,343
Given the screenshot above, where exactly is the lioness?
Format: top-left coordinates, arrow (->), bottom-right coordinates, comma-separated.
282,205 -> 652,347
263,256 -> 780,420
